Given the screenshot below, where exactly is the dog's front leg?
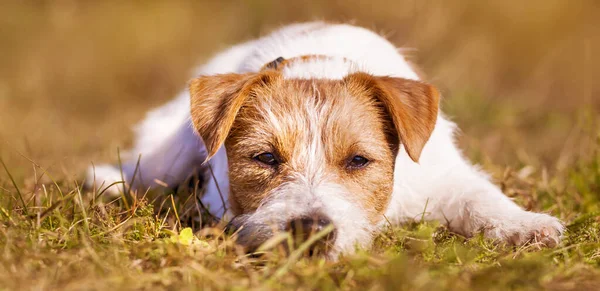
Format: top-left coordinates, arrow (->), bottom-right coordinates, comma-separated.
391,163 -> 564,247
387,121 -> 564,247
431,168 -> 563,247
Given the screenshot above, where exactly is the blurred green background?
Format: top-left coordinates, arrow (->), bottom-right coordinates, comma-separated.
0,0 -> 598,182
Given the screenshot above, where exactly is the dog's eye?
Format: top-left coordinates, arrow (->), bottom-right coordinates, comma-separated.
347,155 -> 369,169
254,152 -> 279,166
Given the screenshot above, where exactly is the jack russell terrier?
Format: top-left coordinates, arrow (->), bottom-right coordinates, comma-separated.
87,22 -> 563,259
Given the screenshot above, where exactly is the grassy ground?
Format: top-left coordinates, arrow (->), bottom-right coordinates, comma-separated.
1,1 -> 599,290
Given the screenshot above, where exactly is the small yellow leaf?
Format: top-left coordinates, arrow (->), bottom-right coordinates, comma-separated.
179,227 -> 195,245
169,228 -> 211,249
170,227 -> 194,245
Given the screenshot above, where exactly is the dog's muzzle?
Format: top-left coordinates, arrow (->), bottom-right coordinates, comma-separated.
226,212 -> 337,256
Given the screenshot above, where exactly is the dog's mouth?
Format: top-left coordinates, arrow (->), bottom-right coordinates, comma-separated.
225,214 -> 337,257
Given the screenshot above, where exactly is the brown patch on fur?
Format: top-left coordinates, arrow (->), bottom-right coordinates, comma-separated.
188,71 -> 278,159
189,72 -> 439,223
344,73 -> 440,162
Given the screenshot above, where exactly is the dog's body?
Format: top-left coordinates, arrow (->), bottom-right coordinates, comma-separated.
88,22 -> 563,258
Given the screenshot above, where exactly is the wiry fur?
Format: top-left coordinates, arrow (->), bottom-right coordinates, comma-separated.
87,22 -> 564,257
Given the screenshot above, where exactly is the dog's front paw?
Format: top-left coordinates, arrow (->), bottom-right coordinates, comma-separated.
483,212 -> 564,248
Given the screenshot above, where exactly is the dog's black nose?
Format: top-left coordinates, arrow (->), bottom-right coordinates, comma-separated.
286,214 -> 336,255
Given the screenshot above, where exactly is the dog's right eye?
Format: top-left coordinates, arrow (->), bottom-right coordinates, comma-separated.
347,155 -> 370,169
253,152 -> 279,166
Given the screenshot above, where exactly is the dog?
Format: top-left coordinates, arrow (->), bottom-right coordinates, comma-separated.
87,22 -> 563,259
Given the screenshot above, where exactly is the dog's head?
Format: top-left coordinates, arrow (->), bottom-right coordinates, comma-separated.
189,60 -> 439,258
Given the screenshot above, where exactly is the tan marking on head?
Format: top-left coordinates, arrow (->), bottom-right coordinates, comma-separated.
225,78 -> 397,221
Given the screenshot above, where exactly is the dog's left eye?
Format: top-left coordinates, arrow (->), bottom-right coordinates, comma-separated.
347,155 -> 369,169
254,152 -> 279,166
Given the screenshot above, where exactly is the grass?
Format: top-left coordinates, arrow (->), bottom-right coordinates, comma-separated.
0,138 -> 599,290
0,1 -> 599,290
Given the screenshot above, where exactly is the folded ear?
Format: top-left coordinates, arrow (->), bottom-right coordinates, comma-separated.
189,72 -> 277,160
344,73 -> 440,162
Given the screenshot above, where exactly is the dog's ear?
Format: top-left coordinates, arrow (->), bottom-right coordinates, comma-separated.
344,73 -> 440,163
189,72 -> 277,160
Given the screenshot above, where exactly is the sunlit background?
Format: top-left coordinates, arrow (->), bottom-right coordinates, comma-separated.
0,0 -> 598,183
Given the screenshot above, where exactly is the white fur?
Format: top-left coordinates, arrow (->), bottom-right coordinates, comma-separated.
87,22 -> 563,254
